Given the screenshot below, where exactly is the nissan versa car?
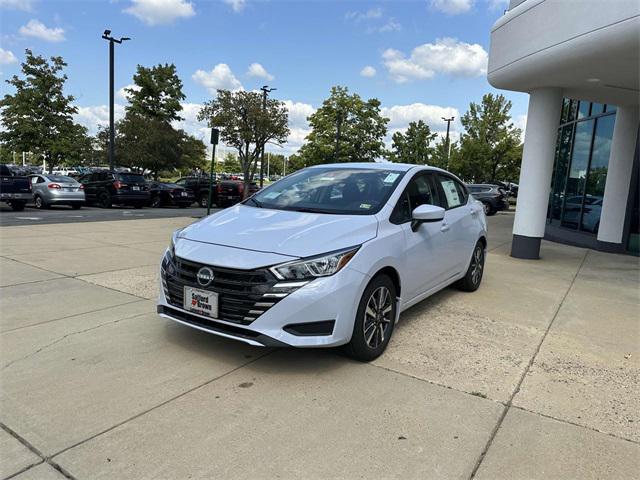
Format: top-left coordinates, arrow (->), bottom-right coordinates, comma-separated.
158,163 -> 487,361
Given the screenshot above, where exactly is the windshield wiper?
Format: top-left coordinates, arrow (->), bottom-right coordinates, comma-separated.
245,197 -> 263,208
286,207 -> 335,214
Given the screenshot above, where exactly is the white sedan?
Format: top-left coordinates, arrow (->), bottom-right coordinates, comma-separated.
158,163 -> 487,361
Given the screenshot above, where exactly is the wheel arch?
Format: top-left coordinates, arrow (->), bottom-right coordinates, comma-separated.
372,266 -> 402,298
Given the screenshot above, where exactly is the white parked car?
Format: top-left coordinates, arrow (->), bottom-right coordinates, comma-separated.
158,163 -> 487,361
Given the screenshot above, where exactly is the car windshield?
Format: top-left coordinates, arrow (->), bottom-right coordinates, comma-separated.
117,174 -> 146,183
47,175 -> 76,183
248,167 -> 406,215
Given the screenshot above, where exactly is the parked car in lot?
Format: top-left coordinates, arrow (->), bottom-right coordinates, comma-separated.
175,176 -> 218,208
29,174 -> 85,209
466,184 -> 509,216
148,181 -> 195,208
78,171 -> 149,208
158,163 -> 487,361
216,179 -> 260,208
0,164 -> 31,211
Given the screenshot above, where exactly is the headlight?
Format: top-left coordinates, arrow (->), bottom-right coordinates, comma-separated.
270,246 -> 360,280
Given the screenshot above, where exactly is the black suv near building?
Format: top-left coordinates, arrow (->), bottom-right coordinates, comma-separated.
79,171 -> 150,208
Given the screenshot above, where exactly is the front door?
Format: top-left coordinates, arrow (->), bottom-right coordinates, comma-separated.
391,173 -> 451,301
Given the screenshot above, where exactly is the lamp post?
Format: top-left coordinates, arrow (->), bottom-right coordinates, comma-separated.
441,116 -> 454,169
259,85 -> 276,188
102,30 -> 130,171
207,128 -> 220,216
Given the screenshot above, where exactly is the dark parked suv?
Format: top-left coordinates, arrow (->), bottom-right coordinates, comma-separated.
79,171 -> 150,208
467,184 -> 509,216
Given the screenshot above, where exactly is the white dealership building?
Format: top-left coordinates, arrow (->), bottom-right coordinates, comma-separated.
488,0 -> 639,258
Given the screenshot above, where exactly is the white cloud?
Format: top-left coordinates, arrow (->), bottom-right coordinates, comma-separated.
246,62 -> 274,81
0,0 -> 34,11
513,113 -> 527,140
117,84 -> 141,101
381,102 -> 461,146
345,7 -> 383,22
378,18 -> 401,33
360,65 -> 376,78
124,0 -> 195,26
487,0 -> 508,10
19,20 -> 65,42
382,37 -> 488,82
0,48 -> 18,65
74,104 -> 126,133
192,64 -> 243,94
223,0 -> 246,13
430,0 -> 474,15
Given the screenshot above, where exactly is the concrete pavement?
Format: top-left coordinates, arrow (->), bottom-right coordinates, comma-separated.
0,212 -> 638,479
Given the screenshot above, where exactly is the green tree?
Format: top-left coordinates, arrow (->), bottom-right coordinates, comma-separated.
125,64 -> 185,122
197,89 -> 289,197
0,49 -> 88,171
453,93 -> 522,182
429,137 -> 459,170
389,120 -> 437,164
297,86 -> 388,165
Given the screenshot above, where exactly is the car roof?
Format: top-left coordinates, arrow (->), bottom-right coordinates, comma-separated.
307,162 -> 446,173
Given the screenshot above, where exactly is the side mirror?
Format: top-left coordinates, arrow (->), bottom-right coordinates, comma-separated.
411,204 -> 445,231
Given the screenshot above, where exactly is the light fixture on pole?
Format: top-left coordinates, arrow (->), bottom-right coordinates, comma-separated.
441,116 -> 455,169
102,30 -> 130,171
259,85 -> 276,188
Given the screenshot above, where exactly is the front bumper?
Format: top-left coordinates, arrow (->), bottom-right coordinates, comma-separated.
157,251 -> 369,348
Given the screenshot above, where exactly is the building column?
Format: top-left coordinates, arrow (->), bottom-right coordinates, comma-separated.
597,106 -> 639,245
511,88 -> 563,259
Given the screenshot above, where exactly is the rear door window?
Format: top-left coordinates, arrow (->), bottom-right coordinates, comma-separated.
116,174 -> 145,184
437,175 -> 467,209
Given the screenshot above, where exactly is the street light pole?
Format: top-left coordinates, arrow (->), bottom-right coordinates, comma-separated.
102,30 -> 130,171
259,85 -> 276,188
207,128 -> 220,216
441,116 -> 454,169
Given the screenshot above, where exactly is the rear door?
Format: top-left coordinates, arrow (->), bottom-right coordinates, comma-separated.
435,174 -> 477,274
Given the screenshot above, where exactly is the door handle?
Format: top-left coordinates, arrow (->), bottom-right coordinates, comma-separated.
440,223 -> 450,232
470,208 -> 478,217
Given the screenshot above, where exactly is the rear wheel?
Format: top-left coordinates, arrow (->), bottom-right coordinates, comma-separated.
456,241 -> 485,292
199,193 -> 209,208
344,274 -> 397,362
98,192 -> 112,208
35,195 -> 50,209
133,203 -> 144,209
150,196 -> 161,208
71,203 -> 82,210
483,202 -> 496,216
9,201 -> 26,211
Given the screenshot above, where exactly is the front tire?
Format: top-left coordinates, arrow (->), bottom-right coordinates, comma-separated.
71,203 -> 82,210
456,241 -> 485,292
150,196 -> 161,208
199,193 -> 209,208
483,202 -> 496,216
98,192 -> 112,208
344,274 -> 397,362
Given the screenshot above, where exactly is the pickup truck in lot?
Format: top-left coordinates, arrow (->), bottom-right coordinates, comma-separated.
216,179 -> 260,208
0,164 -> 32,211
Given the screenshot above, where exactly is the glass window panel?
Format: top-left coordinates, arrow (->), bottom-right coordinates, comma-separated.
550,125 -> 574,221
567,100 -> 578,122
560,98 -> 571,123
605,104 -> 617,114
577,101 -> 591,119
581,115 -> 615,233
561,120 -> 594,229
591,103 -> 605,115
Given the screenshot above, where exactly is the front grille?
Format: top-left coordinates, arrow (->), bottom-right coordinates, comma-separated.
162,254 -> 283,325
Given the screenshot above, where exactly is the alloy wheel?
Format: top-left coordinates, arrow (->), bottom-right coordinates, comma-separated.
35,196 -> 43,208
471,245 -> 484,286
483,203 -> 490,215
363,286 -> 393,349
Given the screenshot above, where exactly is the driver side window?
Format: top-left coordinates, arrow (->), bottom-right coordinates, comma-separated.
391,174 -> 441,224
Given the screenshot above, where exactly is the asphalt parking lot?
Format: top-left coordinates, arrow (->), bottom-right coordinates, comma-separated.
0,204 -> 209,227
0,211 -> 638,479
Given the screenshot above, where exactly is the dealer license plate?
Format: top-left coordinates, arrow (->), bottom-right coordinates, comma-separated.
181,191 -> 187,197
132,186 -> 140,191
184,286 -> 218,318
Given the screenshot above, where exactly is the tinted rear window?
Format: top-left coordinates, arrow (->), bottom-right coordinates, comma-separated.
48,175 -> 76,183
117,174 -> 146,183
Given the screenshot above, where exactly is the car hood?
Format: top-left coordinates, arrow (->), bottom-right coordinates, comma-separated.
179,204 -> 379,258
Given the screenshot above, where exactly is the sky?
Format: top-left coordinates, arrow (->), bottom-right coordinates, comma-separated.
0,0 -> 529,156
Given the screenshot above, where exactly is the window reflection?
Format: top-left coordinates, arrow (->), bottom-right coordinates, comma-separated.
548,97 -> 617,235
